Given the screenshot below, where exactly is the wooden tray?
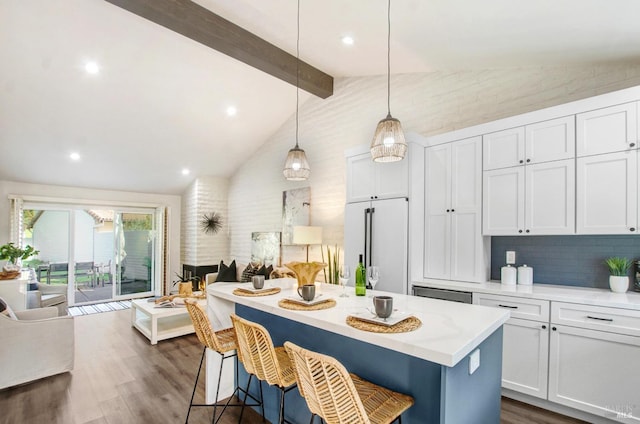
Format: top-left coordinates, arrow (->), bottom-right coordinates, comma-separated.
346,315 -> 422,333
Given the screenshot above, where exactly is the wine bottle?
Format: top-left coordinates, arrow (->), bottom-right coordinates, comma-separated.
355,254 -> 366,296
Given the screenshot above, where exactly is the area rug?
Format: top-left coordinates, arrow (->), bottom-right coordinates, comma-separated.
68,300 -> 131,316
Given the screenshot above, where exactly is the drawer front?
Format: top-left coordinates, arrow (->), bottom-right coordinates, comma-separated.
473,293 -> 549,322
551,302 -> 640,337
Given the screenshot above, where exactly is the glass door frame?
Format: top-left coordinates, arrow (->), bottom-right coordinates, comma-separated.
19,200 -> 164,305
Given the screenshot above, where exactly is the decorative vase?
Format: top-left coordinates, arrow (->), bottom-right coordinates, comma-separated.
285,261 -> 327,288
609,276 -> 629,293
178,282 -> 193,296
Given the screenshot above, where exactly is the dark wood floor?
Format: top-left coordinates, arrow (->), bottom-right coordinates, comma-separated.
0,309 -> 586,424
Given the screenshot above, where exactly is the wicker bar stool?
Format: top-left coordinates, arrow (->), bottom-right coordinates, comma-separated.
284,341 -> 414,424
229,314 -> 297,424
184,301 -> 260,424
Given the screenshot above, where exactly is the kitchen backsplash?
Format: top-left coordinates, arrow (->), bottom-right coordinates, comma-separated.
491,235 -> 640,289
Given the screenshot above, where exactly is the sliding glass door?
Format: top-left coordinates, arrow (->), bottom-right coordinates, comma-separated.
113,211 -> 156,299
20,203 -> 161,306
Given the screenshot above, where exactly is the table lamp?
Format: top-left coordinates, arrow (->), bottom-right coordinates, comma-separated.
292,226 -> 322,262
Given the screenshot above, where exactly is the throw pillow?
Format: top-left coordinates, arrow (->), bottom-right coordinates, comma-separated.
240,262 -> 261,282
257,264 -> 274,280
215,260 -> 238,282
0,297 -> 17,320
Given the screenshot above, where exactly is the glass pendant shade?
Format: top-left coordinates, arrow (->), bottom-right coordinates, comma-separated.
283,145 -> 310,180
370,113 -> 407,162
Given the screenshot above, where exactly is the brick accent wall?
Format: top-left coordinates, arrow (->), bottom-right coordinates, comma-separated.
181,176 -> 229,267
227,66 -> 640,265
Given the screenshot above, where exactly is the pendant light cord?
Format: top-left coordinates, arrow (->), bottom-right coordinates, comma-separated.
387,0 -> 391,116
295,0 -> 300,148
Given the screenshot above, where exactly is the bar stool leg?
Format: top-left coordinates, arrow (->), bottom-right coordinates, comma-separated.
237,373 -> 253,423
185,347 -> 207,424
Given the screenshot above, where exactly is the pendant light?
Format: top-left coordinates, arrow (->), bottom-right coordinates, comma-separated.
283,0 -> 310,181
370,0 -> 407,162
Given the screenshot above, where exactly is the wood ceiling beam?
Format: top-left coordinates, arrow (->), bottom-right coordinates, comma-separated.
104,0 -> 334,99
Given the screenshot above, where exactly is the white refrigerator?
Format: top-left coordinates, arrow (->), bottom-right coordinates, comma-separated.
344,197 -> 409,294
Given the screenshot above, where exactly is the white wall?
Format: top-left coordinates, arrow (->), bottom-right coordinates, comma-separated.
0,180 -> 181,294
181,176 -> 229,266
227,65 -> 640,264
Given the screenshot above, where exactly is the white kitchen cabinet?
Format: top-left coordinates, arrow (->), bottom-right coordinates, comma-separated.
576,102 -> 638,157
483,159 -> 574,235
525,159 -> 575,235
483,116 -> 575,171
424,137 -> 484,281
473,293 -> 550,400
482,166 -> 524,235
346,152 -> 408,202
576,150 -> 638,234
483,127 -> 525,170
548,302 -> 640,422
548,324 -> 640,422
503,318 -> 549,399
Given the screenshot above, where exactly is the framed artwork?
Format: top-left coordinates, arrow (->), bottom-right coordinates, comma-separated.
251,232 -> 281,266
282,187 -> 310,245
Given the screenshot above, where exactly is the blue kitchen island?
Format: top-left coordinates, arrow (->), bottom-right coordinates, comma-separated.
206,280 -> 509,423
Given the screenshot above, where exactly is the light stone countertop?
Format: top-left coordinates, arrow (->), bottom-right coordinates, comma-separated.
413,279 -> 640,311
207,278 -> 509,367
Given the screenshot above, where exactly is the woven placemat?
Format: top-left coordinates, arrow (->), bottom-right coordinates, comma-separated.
278,298 -> 336,311
346,315 -> 422,333
233,287 -> 282,297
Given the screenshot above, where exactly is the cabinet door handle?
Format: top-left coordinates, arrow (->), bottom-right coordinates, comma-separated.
630,142 -> 636,148
586,315 -> 614,322
519,160 -> 524,164
446,209 -> 450,212
451,208 -> 455,212
542,325 -> 547,329
518,229 -> 523,233
526,158 -> 531,163
630,228 -> 636,232
525,229 -> 530,233
498,304 -> 518,309
552,326 -> 557,331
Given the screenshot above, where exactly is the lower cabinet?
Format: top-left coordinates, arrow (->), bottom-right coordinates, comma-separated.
548,302 -> 640,422
502,318 -> 549,399
473,293 -> 550,399
548,324 -> 640,422
475,293 -> 640,422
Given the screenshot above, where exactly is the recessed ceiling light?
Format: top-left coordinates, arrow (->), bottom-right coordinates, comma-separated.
85,61 -> 100,74
181,168 -> 190,176
226,106 -> 237,117
341,36 -> 355,46
70,152 -> 80,161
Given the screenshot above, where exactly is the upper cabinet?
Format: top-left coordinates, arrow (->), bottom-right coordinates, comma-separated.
483,116 -> 575,171
576,102 -> 638,157
346,152 -> 408,203
482,116 -> 576,235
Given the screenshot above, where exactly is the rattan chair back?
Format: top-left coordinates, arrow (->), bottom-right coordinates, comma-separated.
185,300 -> 236,354
230,314 -> 292,388
284,341 -> 370,424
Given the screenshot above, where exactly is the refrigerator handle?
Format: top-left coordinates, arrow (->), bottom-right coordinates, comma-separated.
369,207 -> 375,266
363,207 -> 369,266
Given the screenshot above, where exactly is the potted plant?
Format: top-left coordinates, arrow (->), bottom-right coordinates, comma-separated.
0,242 -> 39,271
604,256 -> 632,293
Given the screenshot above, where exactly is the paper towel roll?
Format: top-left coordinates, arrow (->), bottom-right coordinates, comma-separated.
518,265 -> 533,285
501,265 -> 517,285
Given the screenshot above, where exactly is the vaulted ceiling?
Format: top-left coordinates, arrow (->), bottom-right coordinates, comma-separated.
2,0 -> 640,194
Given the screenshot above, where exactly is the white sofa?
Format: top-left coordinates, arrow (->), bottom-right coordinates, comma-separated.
0,297 -> 74,389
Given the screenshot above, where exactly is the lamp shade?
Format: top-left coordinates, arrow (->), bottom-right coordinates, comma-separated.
292,226 -> 322,245
283,146 -> 310,181
370,113 -> 407,162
